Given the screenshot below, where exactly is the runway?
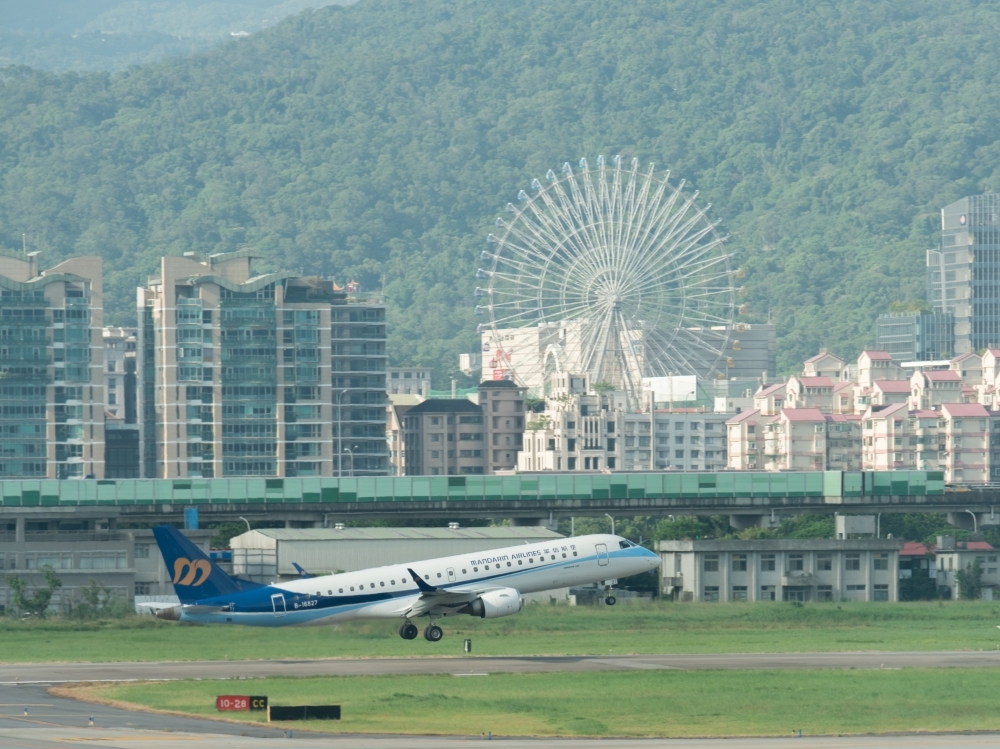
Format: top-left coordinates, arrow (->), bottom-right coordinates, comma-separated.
0,682 -> 998,749
3,653 -> 1000,747
3,650 -> 1000,683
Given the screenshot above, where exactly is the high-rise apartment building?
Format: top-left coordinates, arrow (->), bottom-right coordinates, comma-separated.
0,251 -> 104,479
875,312 -> 954,361
103,327 -> 140,478
932,194 -> 1000,353
137,251 -> 387,478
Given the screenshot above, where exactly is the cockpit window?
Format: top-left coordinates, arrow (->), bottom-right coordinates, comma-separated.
619,540 -> 636,549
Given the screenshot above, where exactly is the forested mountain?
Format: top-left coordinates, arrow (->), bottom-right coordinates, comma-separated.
2,0 -> 1000,381
1,1 -> 353,72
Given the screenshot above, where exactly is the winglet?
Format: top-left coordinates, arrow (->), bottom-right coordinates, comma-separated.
407,567 -> 438,593
292,562 -> 312,579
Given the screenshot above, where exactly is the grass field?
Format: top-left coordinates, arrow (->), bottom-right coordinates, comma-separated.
64,668 -> 1000,737
5,601 -> 1000,662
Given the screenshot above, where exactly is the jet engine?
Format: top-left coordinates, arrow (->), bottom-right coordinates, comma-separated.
460,588 -> 523,619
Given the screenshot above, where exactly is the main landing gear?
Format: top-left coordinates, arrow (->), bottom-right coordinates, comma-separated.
398,620 -> 444,642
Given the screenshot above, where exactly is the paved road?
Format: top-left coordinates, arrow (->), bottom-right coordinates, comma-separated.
3,650 -> 1000,684
0,682 -> 998,749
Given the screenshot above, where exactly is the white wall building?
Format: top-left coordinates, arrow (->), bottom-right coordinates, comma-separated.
658,539 -> 902,603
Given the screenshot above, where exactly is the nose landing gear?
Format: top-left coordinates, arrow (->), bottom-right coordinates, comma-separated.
603,578 -> 618,606
604,595 -> 617,606
398,621 -> 418,640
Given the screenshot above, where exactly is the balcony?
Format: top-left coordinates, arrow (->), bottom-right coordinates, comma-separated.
781,572 -> 818,587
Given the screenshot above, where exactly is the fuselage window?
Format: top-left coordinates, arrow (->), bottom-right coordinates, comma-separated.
473,567 -> 478,572
380,581 -> 385,587
370,583 -> 375,589
424,575 -> 430,580
293,595 -> 300,602
350,587 -> 355,591
507,561 -> 512,567
518,560 -> 523,565
391,580 -> 395,585
462,569 -> 467,574
339,588 -> 344,593
327,590 -> 331,595
573,552 -> 577,557
437,572 -> 442,578
529,558 -> 534,564
551,555 -> 555,560
562,553 -> 566,558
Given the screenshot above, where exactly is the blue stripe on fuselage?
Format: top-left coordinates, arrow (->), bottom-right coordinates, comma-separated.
180,545 -> 653,626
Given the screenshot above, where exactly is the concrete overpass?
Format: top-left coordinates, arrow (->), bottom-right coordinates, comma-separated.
3,471 -> 999,534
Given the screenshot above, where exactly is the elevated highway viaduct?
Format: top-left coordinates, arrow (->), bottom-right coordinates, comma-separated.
2,471 -> 998,533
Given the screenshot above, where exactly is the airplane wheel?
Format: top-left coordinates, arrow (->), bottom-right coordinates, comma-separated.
423,624 -> 444,642
399,622 -> 419,640
605,596 -> 617,606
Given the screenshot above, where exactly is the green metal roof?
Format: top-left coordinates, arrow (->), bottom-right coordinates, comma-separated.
0,471 -> 945,508
243,527 -> 563,542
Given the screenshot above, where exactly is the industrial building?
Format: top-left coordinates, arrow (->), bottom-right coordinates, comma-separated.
137,250 -> 388,479
0,250 -> 105,480
658,538 -> 903,603
230,526 -> 569,600
0,525 -> 212,613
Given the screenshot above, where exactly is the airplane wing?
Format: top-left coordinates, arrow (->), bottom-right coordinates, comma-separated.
396,568 -> 511,617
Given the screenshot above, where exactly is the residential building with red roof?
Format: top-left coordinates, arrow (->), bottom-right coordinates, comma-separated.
785,376 -> 835,412
949,352 -> 983,386
858,350 -> 905,386
825,414 -> 862,470
763,408 -> 827,471
802,351 -> 846,381
753,383 -> 785,416
910,369 -> 963,410
725,409 -> 766,470
871,379 -> 912,407
935,535 -> 1000,600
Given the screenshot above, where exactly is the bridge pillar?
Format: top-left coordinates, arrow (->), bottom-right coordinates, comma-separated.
947,511 -> 1000,531
729,513 -> 781,531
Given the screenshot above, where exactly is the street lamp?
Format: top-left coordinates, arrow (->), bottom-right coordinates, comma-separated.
605,513 -> 615,536
344,447 -> 355,478
965,509 -> 978,535
237,516 -> 251,533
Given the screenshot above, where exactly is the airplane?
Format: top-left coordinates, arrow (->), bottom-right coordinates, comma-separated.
151,524 -> 661,642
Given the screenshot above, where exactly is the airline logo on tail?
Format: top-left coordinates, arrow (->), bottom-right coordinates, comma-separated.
173,558 -> 212,586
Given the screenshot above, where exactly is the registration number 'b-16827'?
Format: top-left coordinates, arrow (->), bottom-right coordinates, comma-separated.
293,599 -> 318,610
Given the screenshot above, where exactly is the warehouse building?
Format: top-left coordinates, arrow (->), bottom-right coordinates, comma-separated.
230,526 -> 569,600
658,538 -> 903,603
0,526 -> 211,614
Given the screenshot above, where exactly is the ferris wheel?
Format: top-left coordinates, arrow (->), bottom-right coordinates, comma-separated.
475,155 -> 738,407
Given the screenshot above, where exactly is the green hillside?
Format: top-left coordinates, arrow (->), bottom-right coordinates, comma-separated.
2,0 -> 1000,381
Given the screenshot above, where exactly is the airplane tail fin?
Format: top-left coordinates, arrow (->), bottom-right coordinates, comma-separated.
152,525 -> 245,603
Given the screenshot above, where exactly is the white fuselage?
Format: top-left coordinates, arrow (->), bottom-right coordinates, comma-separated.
178,533 -> 659,627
